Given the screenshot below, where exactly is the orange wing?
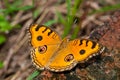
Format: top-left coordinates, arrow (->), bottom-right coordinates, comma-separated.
47,39 -> 105,72
68,39 -> 105,62
29,24 -> 62,69
29,24 -> 61,47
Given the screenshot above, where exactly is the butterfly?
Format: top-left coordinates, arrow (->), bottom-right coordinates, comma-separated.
28,24 -> 105,72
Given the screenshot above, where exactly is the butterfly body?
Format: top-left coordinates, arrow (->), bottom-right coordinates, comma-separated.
29,24 -> 105,72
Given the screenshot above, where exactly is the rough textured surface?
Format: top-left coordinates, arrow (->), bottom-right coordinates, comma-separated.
0,1 -> 120,79
99,11 -> 120,50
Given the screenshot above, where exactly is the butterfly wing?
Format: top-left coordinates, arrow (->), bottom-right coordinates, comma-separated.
29,24 -> 61,69
29,24 -> 61,47
68,39 -> 105,62
47,39 -> 105,72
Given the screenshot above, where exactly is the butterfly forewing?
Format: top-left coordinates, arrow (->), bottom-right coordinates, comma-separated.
29,24 -> 61,47
68,39 -> 104,62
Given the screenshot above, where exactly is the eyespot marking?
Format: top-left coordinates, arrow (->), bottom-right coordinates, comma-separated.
37,35 -> 43,41
38,45 -> 47,54
64,54 -> 74,62
79,49 -> 86,55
